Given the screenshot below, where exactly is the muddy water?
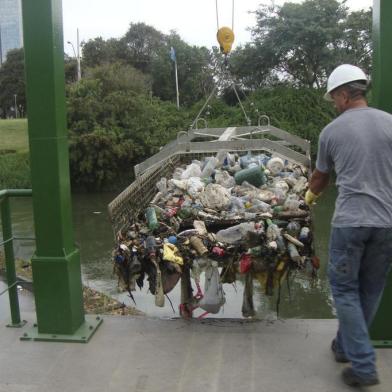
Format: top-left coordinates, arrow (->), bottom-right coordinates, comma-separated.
1,187 -> 337,319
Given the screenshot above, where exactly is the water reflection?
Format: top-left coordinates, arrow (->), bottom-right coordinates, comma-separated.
0,186 -> 337,319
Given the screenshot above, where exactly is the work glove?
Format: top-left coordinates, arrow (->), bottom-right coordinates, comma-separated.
305,190 -> 320,206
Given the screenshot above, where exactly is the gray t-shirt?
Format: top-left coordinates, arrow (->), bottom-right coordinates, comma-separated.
316,107 -> 392,227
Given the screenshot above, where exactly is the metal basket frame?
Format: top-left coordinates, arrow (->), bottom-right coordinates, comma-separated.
108,122 -> 311,236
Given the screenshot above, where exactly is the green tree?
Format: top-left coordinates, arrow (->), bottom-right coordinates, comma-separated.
81,37 -> 126,68
80,26 -> 215,106
231,0 -> 372,89
121,23 -> 166,73
69,129 -> 139,190
334,9 -> 372,75
252,0 -> 347,87
64,54 -> 78,83
0,48 -> 26,118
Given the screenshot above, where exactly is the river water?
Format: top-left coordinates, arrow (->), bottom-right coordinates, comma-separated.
1,187 -> 337,319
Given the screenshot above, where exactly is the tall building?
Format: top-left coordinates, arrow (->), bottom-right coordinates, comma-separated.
0,0 -> 23,65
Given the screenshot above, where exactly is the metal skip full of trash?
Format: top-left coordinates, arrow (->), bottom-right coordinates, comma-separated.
108,123 -> 319,319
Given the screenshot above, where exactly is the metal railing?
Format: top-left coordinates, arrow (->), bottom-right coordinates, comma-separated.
0,189 -> 33,327
134,123 -> 311,177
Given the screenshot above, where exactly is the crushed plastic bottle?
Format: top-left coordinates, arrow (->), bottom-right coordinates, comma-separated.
216,222 -> 259,244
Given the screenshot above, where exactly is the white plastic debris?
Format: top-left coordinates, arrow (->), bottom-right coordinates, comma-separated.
199,183 -> 231,210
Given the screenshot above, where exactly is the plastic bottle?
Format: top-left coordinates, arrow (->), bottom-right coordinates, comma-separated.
286,221 -> 301,237
287,243 -> 301,264
145,235 -> 157,255
215,150 -> 227,167
216,222 -> 256,244
189,236 -> 208,256
299,227 -> 310,242
201,157 -> 218,178
239,152 -> 253,169
246,199 -> 271,213
234,165 -> 266,187
266,219 -> 286,251
146,207 -> 159,231
230,196 -> 246,213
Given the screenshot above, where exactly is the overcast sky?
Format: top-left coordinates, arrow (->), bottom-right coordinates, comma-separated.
62,0 -> 373,56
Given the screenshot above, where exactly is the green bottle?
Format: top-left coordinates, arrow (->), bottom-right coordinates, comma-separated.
234,165 -> 266,187
146,207 -> 159,231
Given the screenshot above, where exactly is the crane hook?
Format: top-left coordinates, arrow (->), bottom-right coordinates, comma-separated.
217,26 -> 235,55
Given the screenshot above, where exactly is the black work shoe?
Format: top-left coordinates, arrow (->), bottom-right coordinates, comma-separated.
342,367 -> 380,387
331,339 -> 349,363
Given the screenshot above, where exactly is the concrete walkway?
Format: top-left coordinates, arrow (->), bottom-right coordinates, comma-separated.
1,287 -> 391,392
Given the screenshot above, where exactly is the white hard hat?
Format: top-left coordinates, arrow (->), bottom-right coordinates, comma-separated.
324,64 -> 368,101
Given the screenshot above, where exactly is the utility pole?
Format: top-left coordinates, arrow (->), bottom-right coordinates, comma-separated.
174,58 -> 180,110
170,47 -> 180,109
0,24 -> 3,66
67,28 -> 81,81
76,28 -> 81,81
14,94 -> 17,118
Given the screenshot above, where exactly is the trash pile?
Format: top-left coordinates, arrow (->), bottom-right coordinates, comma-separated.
113,151 -> 319,318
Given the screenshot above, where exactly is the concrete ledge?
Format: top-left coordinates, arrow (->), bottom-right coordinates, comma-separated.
1,314 -> 391,392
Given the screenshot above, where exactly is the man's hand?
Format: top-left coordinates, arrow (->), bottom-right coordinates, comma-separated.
306,169 -> 330,206
305,189 -> 320,206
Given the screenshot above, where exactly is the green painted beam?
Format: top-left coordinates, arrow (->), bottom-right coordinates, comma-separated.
21,0 -> 85,335
369,0 -> 392,345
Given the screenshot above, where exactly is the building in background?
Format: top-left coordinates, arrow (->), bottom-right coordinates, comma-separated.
0,0 -> 23,65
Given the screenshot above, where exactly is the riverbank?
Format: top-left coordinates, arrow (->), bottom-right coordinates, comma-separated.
0,119 -> 31,189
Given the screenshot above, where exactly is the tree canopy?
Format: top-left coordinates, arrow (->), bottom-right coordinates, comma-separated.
0,0 -> 374,189
0,48 -> 26,118
230,0 -> 372,89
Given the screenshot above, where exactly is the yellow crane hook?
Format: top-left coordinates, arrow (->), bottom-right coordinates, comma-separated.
217,26 -> 235,55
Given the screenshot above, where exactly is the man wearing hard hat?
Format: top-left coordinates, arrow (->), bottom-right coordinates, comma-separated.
306,64 -> 392,387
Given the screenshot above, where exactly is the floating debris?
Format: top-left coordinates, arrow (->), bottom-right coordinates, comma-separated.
113,151 -> 318,318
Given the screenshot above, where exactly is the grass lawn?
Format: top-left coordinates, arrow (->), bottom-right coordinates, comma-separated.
0,119 -> 29,153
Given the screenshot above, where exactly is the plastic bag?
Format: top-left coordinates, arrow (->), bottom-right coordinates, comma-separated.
169,179 -> 188,191
284,194 -> 301,211
156,177 -> 168,194
199,183 -> 231,210
267,157 -> 285,174
293,176 -> 308,193
163,243 -> 184,265
215,170 -> 236,188
181,162 -> 202,180
240,253 -> 252,274
230,196 -> 246,213
186,177 -> 205,198
199,261 -> 225,314
273,179 -> 290,194
172,168 -> 184,180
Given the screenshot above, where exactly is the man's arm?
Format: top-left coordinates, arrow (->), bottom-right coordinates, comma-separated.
309,169 -> 330,195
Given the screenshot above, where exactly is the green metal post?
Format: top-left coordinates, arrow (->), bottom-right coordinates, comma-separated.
20,0 -> 101,341
369,0 -> 392,348
0,197 -> 24,327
